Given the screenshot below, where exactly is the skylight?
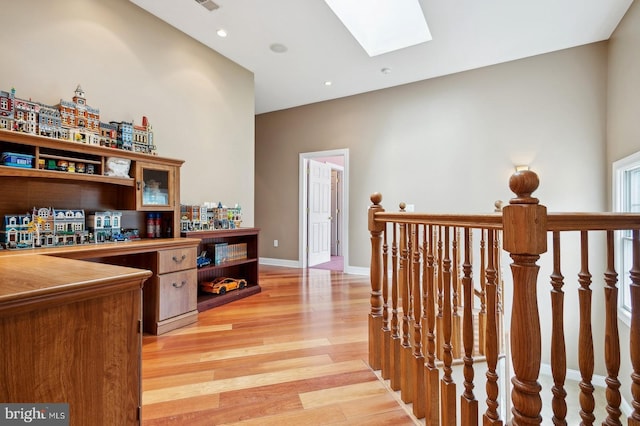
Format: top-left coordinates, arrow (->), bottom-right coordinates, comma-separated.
323,0 -> 432,57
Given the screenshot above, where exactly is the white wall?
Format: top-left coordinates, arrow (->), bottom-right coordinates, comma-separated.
606,0 -> 640,408
0,0 -> 255,225
256,43 -> 608,266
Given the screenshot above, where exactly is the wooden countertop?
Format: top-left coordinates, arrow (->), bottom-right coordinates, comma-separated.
0,238 -> 201,260
0,255 -> 153,317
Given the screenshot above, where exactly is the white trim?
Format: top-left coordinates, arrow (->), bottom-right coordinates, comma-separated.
344,265 -> 369,275
259,257 -> 301,268
612,150 -> 640,327
299,149 -> 350,271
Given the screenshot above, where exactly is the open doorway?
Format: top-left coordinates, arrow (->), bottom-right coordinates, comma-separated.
299,149 -> 349,271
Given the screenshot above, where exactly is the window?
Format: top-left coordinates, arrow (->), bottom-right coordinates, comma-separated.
613,150 -> 640,326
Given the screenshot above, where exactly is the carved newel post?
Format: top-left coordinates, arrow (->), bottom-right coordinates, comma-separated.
368,192 -> 385,370
502,170 -> 548,425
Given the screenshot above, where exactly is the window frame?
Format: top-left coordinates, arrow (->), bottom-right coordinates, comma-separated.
612,150 -> 640,327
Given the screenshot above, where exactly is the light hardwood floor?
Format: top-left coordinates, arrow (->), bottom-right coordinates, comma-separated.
141,265 -> 417,425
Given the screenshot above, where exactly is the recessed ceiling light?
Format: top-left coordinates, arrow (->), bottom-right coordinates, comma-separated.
381,67 -> 391,74
216,29 -> 228,38
323,0 -> 431,57
324,81 -> 332,86
269,43 -> 288,53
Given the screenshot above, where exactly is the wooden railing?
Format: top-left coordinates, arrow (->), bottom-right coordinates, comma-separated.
367,170 -> 640,425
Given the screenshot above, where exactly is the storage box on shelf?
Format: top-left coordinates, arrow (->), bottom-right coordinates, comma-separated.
181,228 -> 261,311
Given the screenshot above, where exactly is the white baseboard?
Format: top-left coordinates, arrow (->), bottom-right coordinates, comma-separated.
259,257 -> 301,268
344,265 -> 368,275
259,257 -> 369,275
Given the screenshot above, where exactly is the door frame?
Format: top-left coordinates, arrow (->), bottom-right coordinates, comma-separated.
299,149 -> 349,270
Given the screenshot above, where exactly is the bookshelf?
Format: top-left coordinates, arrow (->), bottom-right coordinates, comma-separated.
181,228 -> 260,311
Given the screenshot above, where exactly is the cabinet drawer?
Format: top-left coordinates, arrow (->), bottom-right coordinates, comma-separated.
158,247 -> 197,274
158,269 -> 197,321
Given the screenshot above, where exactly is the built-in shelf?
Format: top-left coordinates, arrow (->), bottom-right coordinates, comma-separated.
181,228 -> 260,312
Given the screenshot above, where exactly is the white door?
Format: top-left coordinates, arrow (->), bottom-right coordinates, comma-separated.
307,159 -> 332,266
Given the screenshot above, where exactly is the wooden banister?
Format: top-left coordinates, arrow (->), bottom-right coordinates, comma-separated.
577,231 -> 596,424
604,230 -> 622,424
550,231 -> 568,425
460,227 -> 479,424
368,192 -> 384,370
367,169 -> 640,425
502,170 -> 547,425
629,229 -> 640,425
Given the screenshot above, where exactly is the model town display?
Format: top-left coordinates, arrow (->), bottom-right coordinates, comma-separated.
2,209 -> 141,249
0,85 -> 156,154
180,202 -> 242,232
0,85 -> 159,249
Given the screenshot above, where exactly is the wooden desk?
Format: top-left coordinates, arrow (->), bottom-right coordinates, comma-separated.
0,238 -> 201,335
0,255 -> 152,425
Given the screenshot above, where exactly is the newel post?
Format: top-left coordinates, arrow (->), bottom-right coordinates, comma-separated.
502,171 -> 548,425
369,192 -> 385,370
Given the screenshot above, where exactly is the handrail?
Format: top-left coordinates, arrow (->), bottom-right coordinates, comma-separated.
373,212 -> 503,229
374,211 -> 640,231
546,212 -> 640,231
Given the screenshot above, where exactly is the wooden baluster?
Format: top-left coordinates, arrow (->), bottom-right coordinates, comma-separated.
628,229 -> 640,426
412,224 -> 425,418
502,170 -> 546,425
437,226 -> 444,360
368,193 -> 385,370
478,230 -> 487,356
408,223 -> 415,354
550,231 -> 567,425
390,223 -> 402,391
578,231 -> 595,425
440,226 -> 457,425
425,224 -> 440,426
381,223 -> 391,380
603,230 -> 622,425
494,231 -> 504,353
399,207 -> 413,403
460,227 -> 479,425
452,227 -> 461,359
483,229 -> 502,425
422,225 -> 428,356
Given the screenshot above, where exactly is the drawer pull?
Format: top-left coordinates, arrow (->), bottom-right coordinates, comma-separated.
172,254 -> 187,263
172,281 -> 187,289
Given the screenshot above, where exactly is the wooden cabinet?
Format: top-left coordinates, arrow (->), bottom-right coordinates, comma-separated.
181,228 -> 261,311
0,128 -> 183,239
135,161 -> 176,211
144,246 -> 198,334
0,255 -> 152,425
25,238 -> 202,335
0,128 -> 200,335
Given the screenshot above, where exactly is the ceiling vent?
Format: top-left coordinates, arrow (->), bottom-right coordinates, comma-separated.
195,0 -> 219,11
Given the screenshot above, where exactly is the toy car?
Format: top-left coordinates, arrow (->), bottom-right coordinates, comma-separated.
196,251 -> 212,268
200,277 -> 247,295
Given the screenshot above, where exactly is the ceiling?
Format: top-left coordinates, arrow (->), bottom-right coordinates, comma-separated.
130,0 -> 633,115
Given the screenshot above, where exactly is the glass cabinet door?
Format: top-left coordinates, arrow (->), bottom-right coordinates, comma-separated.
136,162 -> 175,209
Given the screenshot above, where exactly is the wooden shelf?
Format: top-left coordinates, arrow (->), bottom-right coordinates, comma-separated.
196,284 -> 261,311
198,257 -> 258,272
0,164 -> 135,186
0,128 -> 183,167
40,153 -> 102,165
182,228 -> 260,312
